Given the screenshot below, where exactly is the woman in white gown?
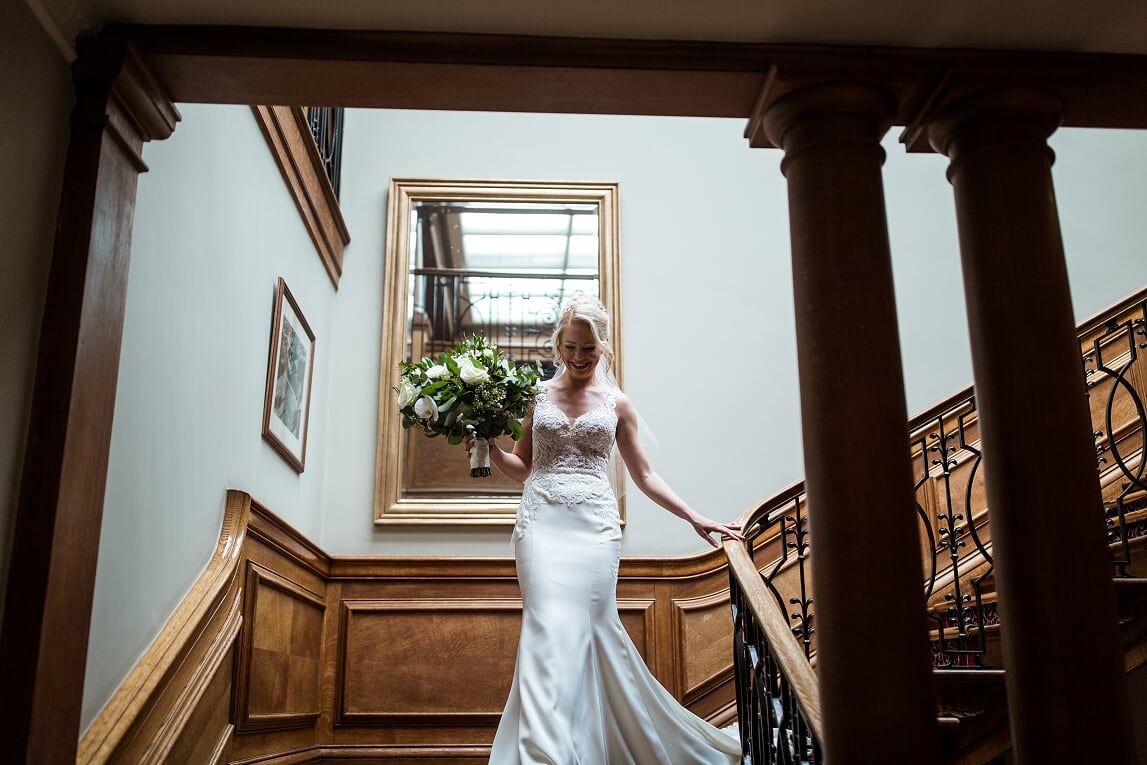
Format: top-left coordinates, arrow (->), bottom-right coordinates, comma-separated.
467,296 -> 744,764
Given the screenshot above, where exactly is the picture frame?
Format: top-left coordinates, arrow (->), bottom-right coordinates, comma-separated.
263,277 -> 316,473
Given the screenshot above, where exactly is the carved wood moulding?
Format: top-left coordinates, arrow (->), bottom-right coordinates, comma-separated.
251,105 -> 350,288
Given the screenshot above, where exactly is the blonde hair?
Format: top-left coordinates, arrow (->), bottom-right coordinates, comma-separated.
550,295 -> 615,372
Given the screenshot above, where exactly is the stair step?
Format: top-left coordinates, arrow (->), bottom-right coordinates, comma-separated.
934,668 -> 1006,684
1113,577 -> 1147,619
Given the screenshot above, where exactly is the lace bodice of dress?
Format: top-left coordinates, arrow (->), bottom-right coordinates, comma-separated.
531,387 -> 616,479
514,387 -> 618,539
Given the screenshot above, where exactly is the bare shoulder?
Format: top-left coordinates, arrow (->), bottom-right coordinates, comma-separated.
613,390 -> 637,418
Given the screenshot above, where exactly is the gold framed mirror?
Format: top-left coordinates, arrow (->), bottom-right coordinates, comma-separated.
374,179 -> 622,525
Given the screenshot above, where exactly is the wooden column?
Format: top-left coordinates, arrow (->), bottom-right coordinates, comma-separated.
923,89 -> 1134,763
752,83 -> 939,763
0,33 -> 178,763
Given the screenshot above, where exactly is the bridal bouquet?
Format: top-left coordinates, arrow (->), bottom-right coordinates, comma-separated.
394,334 -> 542,477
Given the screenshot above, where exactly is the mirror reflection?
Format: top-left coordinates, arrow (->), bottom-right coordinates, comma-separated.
402,200 -> 601,499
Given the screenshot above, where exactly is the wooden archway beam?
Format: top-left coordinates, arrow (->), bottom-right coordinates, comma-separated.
121,25 -> 1147,135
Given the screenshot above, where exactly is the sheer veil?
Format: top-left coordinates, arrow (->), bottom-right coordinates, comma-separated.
546,357 -> 660,500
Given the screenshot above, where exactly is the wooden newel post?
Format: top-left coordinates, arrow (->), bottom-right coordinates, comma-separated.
925,89 -> 1135,763
752,83 -> 940,763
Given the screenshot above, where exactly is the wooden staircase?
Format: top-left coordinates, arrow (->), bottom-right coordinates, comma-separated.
931,530 -> 1147,764
725,286 -> 1147,764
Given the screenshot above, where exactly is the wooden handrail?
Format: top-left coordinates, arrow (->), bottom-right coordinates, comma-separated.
1076,283 -> 1147,337
724,532 -> 824,742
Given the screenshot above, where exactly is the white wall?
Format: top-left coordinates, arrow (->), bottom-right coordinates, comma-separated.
1053,129 -> 1147,319
322,110 -> 1147,559
0,0 -> 73,619
83,104 -> 338,731
324,111 -> 797,558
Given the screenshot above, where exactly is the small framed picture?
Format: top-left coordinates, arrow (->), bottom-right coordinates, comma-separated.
263,277 -> 316,473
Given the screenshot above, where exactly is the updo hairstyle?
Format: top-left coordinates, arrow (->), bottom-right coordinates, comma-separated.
550,295 -> 615,372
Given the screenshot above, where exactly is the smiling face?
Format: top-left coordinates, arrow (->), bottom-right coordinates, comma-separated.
558,320 -> 603,383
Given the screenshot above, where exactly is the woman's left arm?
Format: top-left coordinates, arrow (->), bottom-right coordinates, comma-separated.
614,393 -> 743,548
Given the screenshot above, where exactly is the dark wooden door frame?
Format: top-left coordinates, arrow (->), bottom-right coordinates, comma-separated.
0,30 -> 179,764
2,22 -> 1146,763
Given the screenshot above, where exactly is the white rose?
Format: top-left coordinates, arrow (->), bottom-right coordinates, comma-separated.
458,356 -> 490,385
414,396 -> 438,421
426,364 -> 448,379
396,381 -> 419,408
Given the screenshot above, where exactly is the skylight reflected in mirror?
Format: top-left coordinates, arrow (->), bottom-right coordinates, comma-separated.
407,199 -> 601,364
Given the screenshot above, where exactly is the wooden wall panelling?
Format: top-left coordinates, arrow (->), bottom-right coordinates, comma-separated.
250,105 -> 350,288
321,593 -> 656,727
671,588 -> 737,721
317,580 -> 344,744
78,492 -> 249,764
337,597 -> 524,726
74,495 -> 746,761
217,500 -> 334,765
145,593 -> 241,764
233,562 -> 327,733
247,502 -> 331,584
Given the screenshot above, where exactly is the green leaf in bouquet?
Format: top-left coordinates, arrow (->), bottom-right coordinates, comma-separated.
421,381 -> 446,397
439,396 -> 457,413
447,433 -> 464,445
508,419 -> 523,440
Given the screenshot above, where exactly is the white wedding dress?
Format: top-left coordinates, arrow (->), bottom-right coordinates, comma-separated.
489,387 -> 741,764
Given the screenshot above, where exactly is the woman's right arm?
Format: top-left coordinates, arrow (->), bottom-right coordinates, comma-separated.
467,412 -> 533,483
491,412 -> 533,482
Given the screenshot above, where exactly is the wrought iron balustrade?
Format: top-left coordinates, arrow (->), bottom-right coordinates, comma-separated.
409,267 -> 598,365
1084,296 -> 1147,576
306,106 -> 344,198
912,397 -> 996,668
728,485 -> 822,764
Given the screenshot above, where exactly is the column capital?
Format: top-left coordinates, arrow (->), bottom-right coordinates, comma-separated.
746,81 -> 896,152
73,30 -> 181,163
916,88 -> 1062,175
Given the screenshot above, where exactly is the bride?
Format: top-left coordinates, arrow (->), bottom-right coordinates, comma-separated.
466,296 -> 744,764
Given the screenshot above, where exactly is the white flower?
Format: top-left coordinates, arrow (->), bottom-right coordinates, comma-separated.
426,364 -> 448,379
414,396 -> 438,421
396,381 -> 419,408
458,355 -> 490,385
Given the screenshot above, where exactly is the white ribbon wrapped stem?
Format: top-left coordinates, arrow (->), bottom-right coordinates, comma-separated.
470,437 -> 491,477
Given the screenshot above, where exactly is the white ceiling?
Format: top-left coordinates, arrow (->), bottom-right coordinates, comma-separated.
31,0 -> 1147,58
